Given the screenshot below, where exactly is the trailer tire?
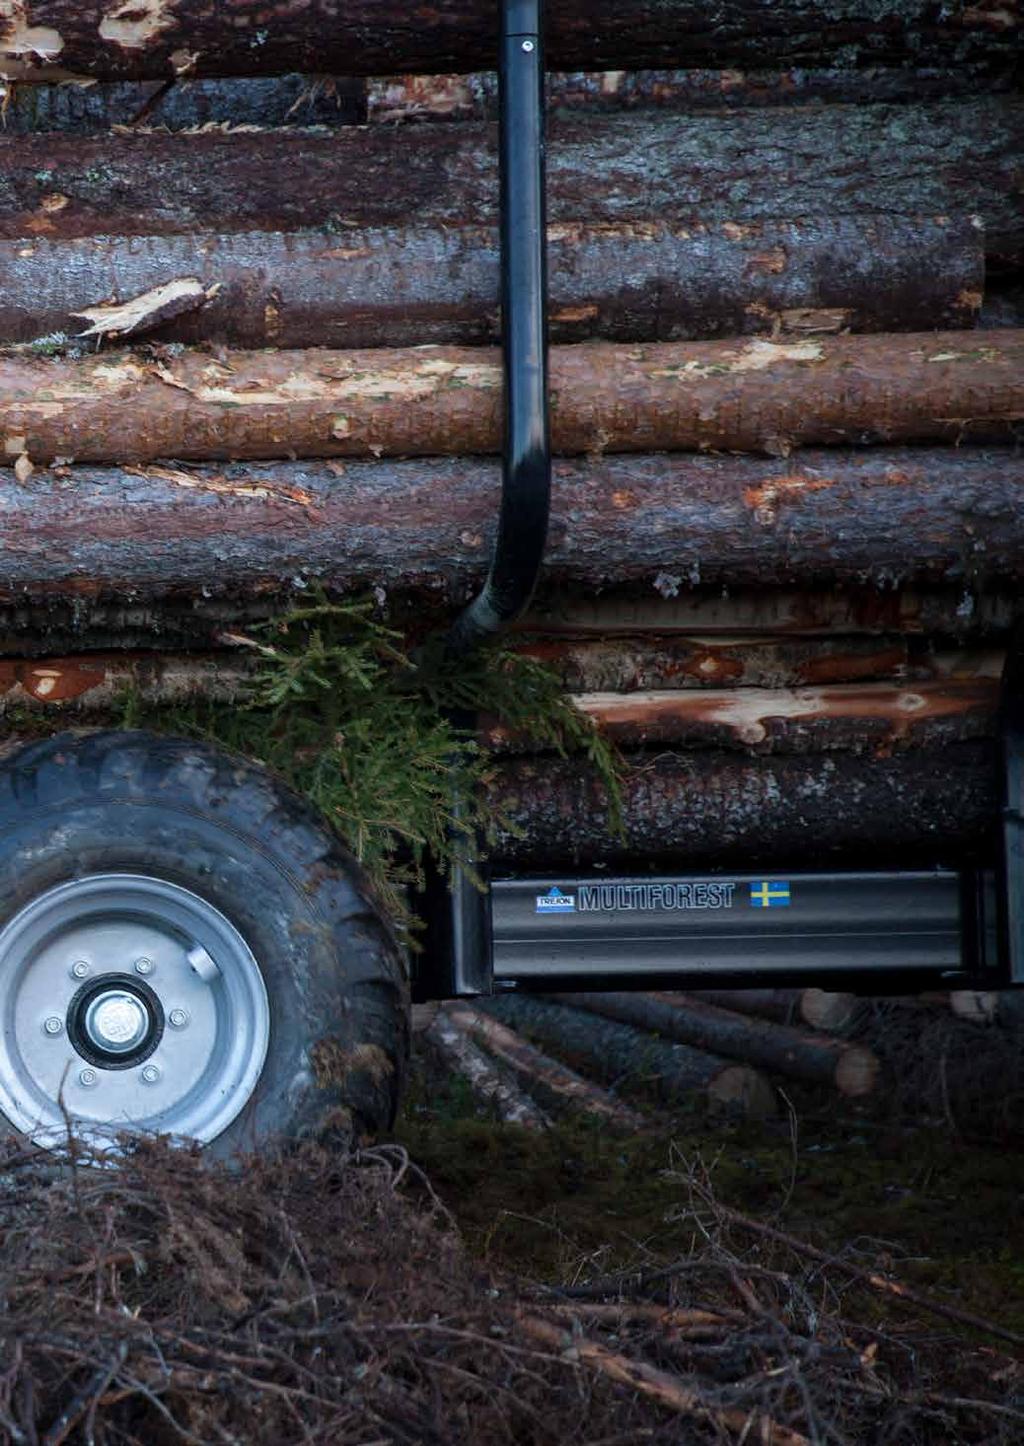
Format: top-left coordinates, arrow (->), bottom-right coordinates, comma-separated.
0,730 -> 408,1157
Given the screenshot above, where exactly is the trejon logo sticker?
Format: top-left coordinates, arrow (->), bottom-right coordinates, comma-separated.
535,887 -> 576,914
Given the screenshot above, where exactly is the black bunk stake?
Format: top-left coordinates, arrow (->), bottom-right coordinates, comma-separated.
447,0 -> 550,653
999,626 -> 1024,984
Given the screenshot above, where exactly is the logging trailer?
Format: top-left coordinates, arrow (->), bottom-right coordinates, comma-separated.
0,2 -> 1020,1152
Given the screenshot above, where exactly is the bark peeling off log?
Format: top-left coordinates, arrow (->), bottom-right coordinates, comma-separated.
0,101 -> 1018,258
0,651 -> 251,709
516,635 -> 1005,692
367,65 -> 1018,122
488,743 -> 997,868
487,679 -> 1000,753
3,331 -> 1021,465
0,76 -> 366,132
0,2 -> 1018,79
0,216 -> 983,349
1,449 -> 1022,607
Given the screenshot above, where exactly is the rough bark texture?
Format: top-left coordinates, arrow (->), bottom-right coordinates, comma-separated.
687,988 -> 860,1032
500,680 -> 1000,754
0,101 -> 1019,260
443,1003 -> 644,1127
1,450 -> 1022,610
0,2 -> 1017,79
367,64 -> 1018,121
555,992 -> 878,1095
0,215 -> 982,349
481,995 -> 776,1116
517,635 -> 1004,693
421,1012 -> 550,1129
5,331 -> 1021,466
0,650 -> 251,712
0,75 -> 365,130
487,743 -> 997,869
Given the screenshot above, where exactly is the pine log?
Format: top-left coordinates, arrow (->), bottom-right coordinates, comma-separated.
554,992 -> 878,1095
0,651 -> 252,712
516,636 -> 1004,693
949,991 -> 1024,1029
442,1003 -> 644,1127
0,76 -> 365,131
367,64 -> 1017,121
0,2 -> 1016,80
560,680 -> 999,753
1,450 -> 1023,612
687,988 -> 860,1032
420,1011 -> 551,1129
481,995 -> 777,1116
4,331 -> 1021,467
0,215 -> 982,349
0,101 -> 1019,260
487,743 -> 996,868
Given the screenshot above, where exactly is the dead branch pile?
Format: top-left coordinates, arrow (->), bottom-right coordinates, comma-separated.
1,1135 -> 1019,1445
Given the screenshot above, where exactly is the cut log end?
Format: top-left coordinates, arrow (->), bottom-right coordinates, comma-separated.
706,1065 -> 776,1118
800,990 -> 860,1033
833,1045 -> 880,1098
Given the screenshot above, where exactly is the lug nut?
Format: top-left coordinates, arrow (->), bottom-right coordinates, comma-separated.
70,960 -> 89,979
78,1068 -> 98,1088
134,957 -> 154,976
168,1008 -> 189,1030
140,1064 -> 161,1085
43,1016 -> 64,1036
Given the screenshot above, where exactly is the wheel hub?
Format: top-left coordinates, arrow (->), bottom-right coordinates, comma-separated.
69,975 -> 163,1069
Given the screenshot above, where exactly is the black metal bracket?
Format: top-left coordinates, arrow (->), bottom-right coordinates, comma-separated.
998,625 -> 1024,983
446,0 -> 550,653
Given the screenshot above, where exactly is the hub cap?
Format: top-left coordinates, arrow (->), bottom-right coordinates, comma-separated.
0,875 -> 271,1148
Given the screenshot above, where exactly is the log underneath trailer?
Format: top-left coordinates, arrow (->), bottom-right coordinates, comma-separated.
3,332 -> 1021,466
0,1 -> 1016,80
0,101 -> 1019,260
0,216 -> 983,349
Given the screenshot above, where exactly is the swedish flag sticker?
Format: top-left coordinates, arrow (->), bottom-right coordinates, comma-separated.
750,881 -> 791,908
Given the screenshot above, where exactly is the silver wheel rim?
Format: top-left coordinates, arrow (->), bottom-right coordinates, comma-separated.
0,874 -> 270,1148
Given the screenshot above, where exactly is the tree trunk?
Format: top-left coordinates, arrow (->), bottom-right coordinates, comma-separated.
1,451 -> 1022,613
687,988 -> 860,1033
1,2 -> 1015,80
516,635 -> 1004,693
420,1012 -> 551,1129
367,64 -> 1017,122
487,742 -> 996,868
5,331 -> 1022,466
0,650 -> 252,713
480,995 -> 776,1116
554,992 -> 878,1095
0,101 -> 1019,260
0,75 -> 365,132
442,1003 -> 644,1127
0,215 -> 982,349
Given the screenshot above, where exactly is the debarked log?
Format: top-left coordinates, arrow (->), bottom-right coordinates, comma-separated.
0,101 -> 1019,259
480,994 -> 777,1116
554,992 -> 878,1095
0,1 -> 1016,80
3,331 -> 1021,466
486,743 -> 997,868
0,450 -> 1022,609
0,215 -> 982,349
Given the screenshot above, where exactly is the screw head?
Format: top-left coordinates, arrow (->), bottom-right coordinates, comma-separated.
134,957 -> 154,976
43,1016 -> 64,1036
168,1008 -> 189,1030
521,38 -> 534,51
78,1068 -> 98,1088
140,1064 -> 161,1085
70,960 -> 89,979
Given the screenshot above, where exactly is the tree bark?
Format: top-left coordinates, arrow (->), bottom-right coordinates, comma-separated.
1,450 -> 1022,612
420,1011 -> 551,1129
0,75 -> 365,131
0,101 -> 1019,260
0,650 -> 251,713
553,992 -> 878,1095
0,215 -> 982,349
367,64 -> 1017,122
687,988 -> 860,1032
5,331 -> 1021,466
481,995 -> 776,1116
486,742 -> 997,869
0,2 -> 1016,80
442,1003 -> 644,1127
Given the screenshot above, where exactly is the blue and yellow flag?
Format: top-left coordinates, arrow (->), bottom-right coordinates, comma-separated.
749,881 -> 791,908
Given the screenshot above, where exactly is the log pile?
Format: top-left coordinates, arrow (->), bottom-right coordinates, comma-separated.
1,9 -> 1022,933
